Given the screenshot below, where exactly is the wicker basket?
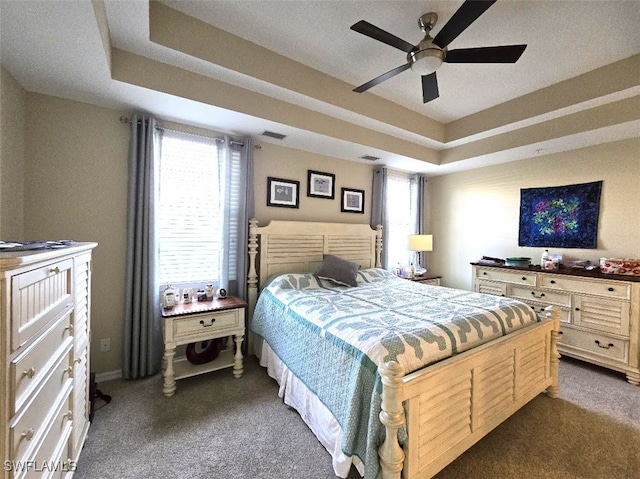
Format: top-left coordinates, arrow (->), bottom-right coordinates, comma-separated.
599,258 -> 640,276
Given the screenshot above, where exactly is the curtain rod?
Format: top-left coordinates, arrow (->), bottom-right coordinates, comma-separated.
119,116 -> 244,147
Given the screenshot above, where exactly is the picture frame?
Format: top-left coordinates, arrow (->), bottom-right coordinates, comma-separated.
307,170 -> 335,199
267,177 -> 300,208
341,188 -> 365,214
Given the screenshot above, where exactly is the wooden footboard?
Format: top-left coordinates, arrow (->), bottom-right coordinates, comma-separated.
379,308 -> 561,479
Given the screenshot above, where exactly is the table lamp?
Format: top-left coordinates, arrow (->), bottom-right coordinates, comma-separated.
408,234 -> 433,274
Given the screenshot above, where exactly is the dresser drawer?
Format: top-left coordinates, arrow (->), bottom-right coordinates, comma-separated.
559,327 -> 628,363
475,267 -> 536,286
525,302 -> 571,324
509,285 -> 571,307
20,389 -> 73,479
11,311 -> 74,413
540,274 -> 630,299
172,309 -> 242,342
11,258 -> 74,352
475,279 -> 506,296
10,344 -> 73,464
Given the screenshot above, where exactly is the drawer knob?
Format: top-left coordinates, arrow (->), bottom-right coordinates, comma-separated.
199,318 -> 216,327
550,280 -> 556,284
531,292 -> 545,298
20,428 -> 34,441
63,366 -> 74,377
594,340 -> 614,350
22,367 -> 36,379
574,307 -> 580,312
482,272 -> 487,275
521,277 -> 527,281
49,266 -> 61,274
607,287 -> 614,292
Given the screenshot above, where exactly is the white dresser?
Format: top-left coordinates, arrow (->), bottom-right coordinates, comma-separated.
1,243 -> 96,478
472,263 -> 640,385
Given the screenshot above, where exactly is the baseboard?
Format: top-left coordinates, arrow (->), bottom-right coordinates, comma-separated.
95,370 -> 122,383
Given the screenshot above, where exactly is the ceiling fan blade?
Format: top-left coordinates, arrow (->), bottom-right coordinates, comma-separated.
432,0 -> 497,49
353,63 -> 411,93
445,45 -> 527,63
422,72 -> 439,103
351,20 -> 417,54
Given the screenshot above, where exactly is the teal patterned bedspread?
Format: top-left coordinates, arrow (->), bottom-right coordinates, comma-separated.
250,268 -> 538,479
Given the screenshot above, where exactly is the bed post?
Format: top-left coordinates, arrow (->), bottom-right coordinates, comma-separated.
247,218 -> 259,353
378,361 -> 405,479
546,307 -> 561,398
374,224 -> 382,268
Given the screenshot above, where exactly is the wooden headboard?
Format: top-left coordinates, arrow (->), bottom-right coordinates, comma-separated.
246,219 -> 382,346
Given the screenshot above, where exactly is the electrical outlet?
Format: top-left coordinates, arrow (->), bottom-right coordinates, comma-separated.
100,338 -> 111,352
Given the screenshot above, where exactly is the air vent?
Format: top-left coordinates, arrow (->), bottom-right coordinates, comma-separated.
262,130 -> 287,140
359,155 -> 381,162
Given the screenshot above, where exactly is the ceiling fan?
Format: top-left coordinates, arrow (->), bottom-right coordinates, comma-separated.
350,0 -> 527,103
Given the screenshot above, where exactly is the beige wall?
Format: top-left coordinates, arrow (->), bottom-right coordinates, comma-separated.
427,138 -> 640,291
6,90 -> 639,374
23,93 -> 130,374
0,66 -> 25,238
253,142 -> 373,224
13,94 -> 374,374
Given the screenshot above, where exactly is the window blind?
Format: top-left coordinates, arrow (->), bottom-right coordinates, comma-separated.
385,172 -> 418,269
158,131 -> 241,287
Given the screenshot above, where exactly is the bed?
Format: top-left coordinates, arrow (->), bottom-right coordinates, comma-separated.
246,219 -> 560,479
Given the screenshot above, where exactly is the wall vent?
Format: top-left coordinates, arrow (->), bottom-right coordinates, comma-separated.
262,130 -> 287,140
359,155 -> 381,162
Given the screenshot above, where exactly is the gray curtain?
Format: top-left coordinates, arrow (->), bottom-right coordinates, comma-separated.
415,174 -> 427,234
123,114 -> 163,379
218,136 -> 254,300
371,167 -> 389,268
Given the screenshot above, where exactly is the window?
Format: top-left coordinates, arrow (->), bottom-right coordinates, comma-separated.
384,171 -> 418,269
157,131 -> 241,289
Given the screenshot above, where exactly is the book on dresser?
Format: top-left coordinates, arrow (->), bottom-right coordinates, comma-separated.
1,243 -> 97,478
471,262 -> 640,385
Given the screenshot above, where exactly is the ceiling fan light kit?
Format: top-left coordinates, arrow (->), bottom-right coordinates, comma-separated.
409,48 -> 444,76
350,0 -> 527,103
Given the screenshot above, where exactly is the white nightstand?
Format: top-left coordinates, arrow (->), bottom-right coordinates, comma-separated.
161,296 -> 247,397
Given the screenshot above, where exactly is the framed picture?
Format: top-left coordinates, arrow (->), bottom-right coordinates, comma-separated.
307,170 -> 335,199
267,177 -> 300,208
341,188 -> 365,214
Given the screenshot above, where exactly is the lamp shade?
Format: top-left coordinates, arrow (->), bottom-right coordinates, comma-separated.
408,234 -> 433,252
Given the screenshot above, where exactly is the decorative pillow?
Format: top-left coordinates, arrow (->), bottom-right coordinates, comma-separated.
316,254 -> 360,287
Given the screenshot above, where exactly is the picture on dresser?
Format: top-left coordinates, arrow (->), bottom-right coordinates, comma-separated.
518,180 -> 602,248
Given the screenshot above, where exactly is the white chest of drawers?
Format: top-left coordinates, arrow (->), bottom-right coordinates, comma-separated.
472,263 -> 640,385
1,243 -> 96,478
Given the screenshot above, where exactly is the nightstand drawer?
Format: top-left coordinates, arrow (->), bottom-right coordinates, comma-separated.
173,309 -> 241,341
